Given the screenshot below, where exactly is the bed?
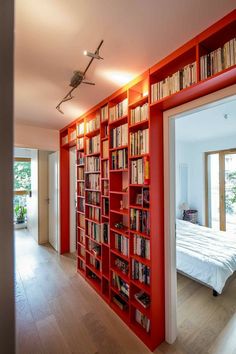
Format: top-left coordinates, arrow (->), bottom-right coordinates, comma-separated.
176,219 -> 236,294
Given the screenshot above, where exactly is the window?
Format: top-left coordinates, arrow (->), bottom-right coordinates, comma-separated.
14,158 -> 31,221
205,149 -> 236,233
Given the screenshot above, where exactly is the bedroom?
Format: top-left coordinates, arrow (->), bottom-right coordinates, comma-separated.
174,94 -> 236,353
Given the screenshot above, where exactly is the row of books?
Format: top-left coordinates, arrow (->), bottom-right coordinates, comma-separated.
114,233 -> 129,256
130,209 -> 150,235
102,140 -> 109,159
130,103 -> 148,125
133,234 -> 150,260
85,174 -> 100,190
110,123 -> 128,148
134,187 -> 150,209
114,256 -> 129,275
102,160 -> 109,179
77,122 -> 84,136
87,191 -> 100,206
200,37 -> 236,80
112,272 -> 129,300
87,206 -> 100,222
79,229 -> 85,245
77,166 -> 84,180
86,114 -> 100,134
87,220 -> 100,242
77,198 -> 85,213
101,104 -> 109,122
88,240 -> 101,257
89,255 -> 101,271
77,137 -> 84,150
78,182 -> 85,196
79,245 -> 85,258
130,158 -> 148,185
86,135 -> 100,154
77,152 -> 84,166
135,309 -> 150,333
102,180 -> 109,196
78,213 -> 85,229
111,149 -> 128,170
78,259 -> 85,271
102,198 -> 109,216
109,98 -> 128,122
151,61 -> 197,102
101,222 -> 109,244
132,259 -> 150,285
85,156 -> 100,172
70,130 -> 76,141
130,129 -> 149,156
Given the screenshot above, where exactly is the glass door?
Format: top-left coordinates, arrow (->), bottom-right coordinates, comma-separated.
225,152 -> 236,233
206,149 -> 236,234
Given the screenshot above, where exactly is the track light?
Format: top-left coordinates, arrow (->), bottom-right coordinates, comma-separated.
83,50 -> 103,60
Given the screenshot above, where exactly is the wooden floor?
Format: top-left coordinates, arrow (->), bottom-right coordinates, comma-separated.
15,229 -> 236,354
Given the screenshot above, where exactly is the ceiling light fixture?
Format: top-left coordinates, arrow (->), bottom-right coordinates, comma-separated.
56,40 -> 104,114
83,50 -> 103,60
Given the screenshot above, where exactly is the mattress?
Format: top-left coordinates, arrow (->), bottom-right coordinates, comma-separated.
176,219 -> 236,293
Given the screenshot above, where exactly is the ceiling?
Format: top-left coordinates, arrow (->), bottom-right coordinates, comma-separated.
176,96 -> 236,142
15,0 -> 236,130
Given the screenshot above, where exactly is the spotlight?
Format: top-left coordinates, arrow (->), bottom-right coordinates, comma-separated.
83,50 -> 103,60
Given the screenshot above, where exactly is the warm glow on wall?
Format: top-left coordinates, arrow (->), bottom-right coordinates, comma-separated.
100,70 -> 137,86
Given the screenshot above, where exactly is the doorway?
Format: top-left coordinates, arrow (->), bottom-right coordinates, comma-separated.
164,84 -> 236,344
69,146 -> 77,253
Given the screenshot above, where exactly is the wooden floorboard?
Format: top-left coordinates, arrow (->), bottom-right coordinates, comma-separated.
15,229 -> 236,354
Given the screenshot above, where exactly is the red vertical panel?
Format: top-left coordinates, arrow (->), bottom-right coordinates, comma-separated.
60,145 -> 70,254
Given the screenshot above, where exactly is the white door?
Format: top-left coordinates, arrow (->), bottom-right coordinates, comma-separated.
48,152 -> 59,251
70,146 -> 77,253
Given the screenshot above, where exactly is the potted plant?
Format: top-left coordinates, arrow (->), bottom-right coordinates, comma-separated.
14,205 -> 27,224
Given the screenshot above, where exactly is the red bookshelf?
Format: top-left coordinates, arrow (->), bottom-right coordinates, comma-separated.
59,10 -> 236,351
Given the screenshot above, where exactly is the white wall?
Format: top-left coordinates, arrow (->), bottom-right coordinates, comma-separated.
176,134 -> 236,225
27,149 -> 39,242
14,123 -> 59,151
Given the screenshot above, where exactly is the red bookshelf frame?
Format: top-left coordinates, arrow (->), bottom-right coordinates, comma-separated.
59,10 -> 236,351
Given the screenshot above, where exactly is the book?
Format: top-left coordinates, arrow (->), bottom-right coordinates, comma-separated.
130,128 -> 149,156
134,291 -> 150,308
132,259 -> 150,286
101,222 -> 109,244
109,98 -> 128,122
135,309 -> 150,333
102,140 -> 109,159
114,233 -> 129,256
110,124 -> 128,148
87,191 -> 100,206
85,174 -> 100,190
130,103 -> 148,125
77,121 -> 84,136
111,149 -> 128,170
86,113 -> 100,133
86,135 -> 100,154
101,105 -> 108,122
87,220 -> 101,242
85,156 -> 100,172
133,234 -> 150,260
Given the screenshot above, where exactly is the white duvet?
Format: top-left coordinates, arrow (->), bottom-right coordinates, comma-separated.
176,219 -> 236,293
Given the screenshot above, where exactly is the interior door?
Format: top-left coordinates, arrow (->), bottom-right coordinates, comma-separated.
69,146 -> 77,253
48,151 -> 59,251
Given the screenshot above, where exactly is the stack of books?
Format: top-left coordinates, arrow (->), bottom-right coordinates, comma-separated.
130,158 -> 144,184
151,61 -> 197,102
114,256 -> 129,275
200,37 -> 236,80
78,182 -> 85,196
78,214 -> 85,229
79,229 -> 85,245
134,291 -> 150,308
103,180 -> 109,196
102,198 -> 109,215
77,152 -> 84,165
112,272 -> 129,300
78,198 -> 85,213
102,140 -> 109,158
102,160 -> 109,178
77,167 -> 84,180
110,123 -> 128,148
130,129 -> 149,156
130,103 -> 148,125
109,98 -> 128,122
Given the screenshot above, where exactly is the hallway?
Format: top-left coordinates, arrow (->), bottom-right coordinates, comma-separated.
15,230 -> 152,354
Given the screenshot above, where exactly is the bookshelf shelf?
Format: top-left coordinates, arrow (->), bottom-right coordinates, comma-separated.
60,10 -> 236,351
